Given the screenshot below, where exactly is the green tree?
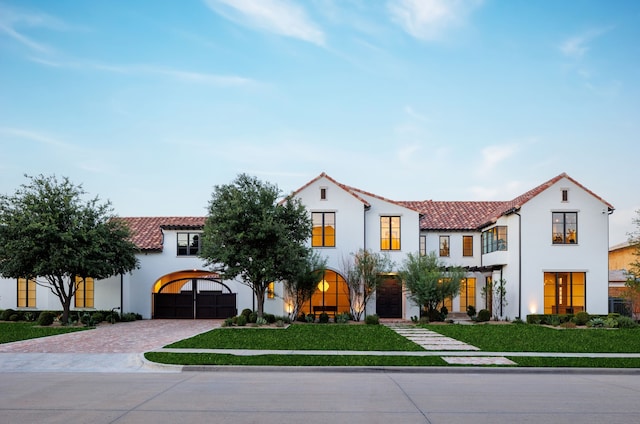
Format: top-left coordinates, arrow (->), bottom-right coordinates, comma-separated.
284,250 -> 326,320
625,209 -> 640,319
201,174 -> 312,318
399,252 -> 466,321
0,175 -> 139,324
341,249 -> 393,321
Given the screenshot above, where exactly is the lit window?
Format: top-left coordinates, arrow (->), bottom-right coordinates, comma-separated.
544,272 -> 585,314
75,277 -> 94,308
312,212 -> 335,247
267,282 -> 275,299
17,278 -> 36,308
462,235 -> 473,257
380,216 -> 401,250
177,232 -> 201,256
552,212 -> 578,244
482,226 -> 507,254
439,236 -> 450,257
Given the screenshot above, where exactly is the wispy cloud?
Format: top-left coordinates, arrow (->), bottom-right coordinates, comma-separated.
204,0 -> 325,46
0,4 -> 71,54
559,27 -> 613,58
0,127 -> 74,150
387,0 -> 483,42
476,143 -> 519,176
30,57 -> 258,87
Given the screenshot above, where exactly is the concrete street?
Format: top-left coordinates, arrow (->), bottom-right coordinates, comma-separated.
1,371 -> 640,423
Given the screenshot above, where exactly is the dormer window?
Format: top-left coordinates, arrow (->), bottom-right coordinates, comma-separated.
320,187 -> 327,200
561,189 -> 568,202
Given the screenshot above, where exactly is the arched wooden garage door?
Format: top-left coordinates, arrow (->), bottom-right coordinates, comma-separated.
152,271 -> 237,319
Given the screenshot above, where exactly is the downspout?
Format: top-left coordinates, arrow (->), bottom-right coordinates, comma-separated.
120,273 -> 124,315
514,211 -> 522,320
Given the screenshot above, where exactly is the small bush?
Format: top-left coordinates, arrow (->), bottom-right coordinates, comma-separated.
37,311 -> 56,326
223,317 -> 234,327
477,309 -> 491,322
587,317 -> 605,328
604,317 -> 619,328
365,314 -> 380,325
1,309 -> 16,321
275,319 -> 285,327
318,312 -> 330,324
256,317 -> 268,326
616,316 -> 638,329
91,312 -> 104,323
241,309 -> 252,318
305,313 -> 315,323
297,313 -> 306,322
440,306 -> 448,319
9,314 -> 19,322
264,313 -> 276,324
120,312 -> 138,322
575,311 -> 590,326
466,305 -> 476,318
236,315 -> 247,326
335,313 -> 350,324
248,312 -> 258,324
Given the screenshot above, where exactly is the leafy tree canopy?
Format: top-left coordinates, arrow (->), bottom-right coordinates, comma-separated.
0,175 -> 139,323
201,174 -> 312,317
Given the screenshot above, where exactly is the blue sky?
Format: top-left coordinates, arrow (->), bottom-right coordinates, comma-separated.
1,0 -> 638,245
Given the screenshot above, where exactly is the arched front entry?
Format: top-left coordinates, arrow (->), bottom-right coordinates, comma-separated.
152,270 -> 237,319
301,270 -> 350,317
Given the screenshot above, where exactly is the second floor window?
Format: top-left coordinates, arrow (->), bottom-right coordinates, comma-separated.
552,212 -> 578,244
312,212 -> 335,247
178,232 -> 201,256
380,216 -> 401,250
482,226 -> 507,254
463,235 -> 473,257
439,236 -> 450,257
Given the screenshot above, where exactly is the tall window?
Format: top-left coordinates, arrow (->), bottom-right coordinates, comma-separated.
380,216 -> 401,250
459,278 -> 476,312
552,212 -> 577,244
419,235 -> 426,256
439,236 -> 450,257
267,282 -> 275,299
544,272 -> 585,314
177,232 -> 201,256
482,226 -> 507,254
17,278 -> 36,308
462,235 -> 473,257
320,187 -> 327,200
312,212 -> 335,247
75,277 -> 94,308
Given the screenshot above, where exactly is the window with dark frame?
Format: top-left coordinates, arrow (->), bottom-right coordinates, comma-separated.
380,216 -> 401,250
552,212 -> 578,244
312,212 -> 335,247
462,235 -> 473,257
17,278 -> 36,308
562,189 -> 568,202
320,187 -> 327,200
439,235 -> 450,257
481,226 -> 508,254
177,232 -> 202,256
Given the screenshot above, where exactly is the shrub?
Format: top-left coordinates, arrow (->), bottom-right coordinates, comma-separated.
37,311 -> 56,326
241,309 -> 252,318
91,312 -> 104,323
297,313 -> 307,322
365,314 -> 380,325
264,313 -> 276,324
248,312 -> 258,324
575,311 -> 590,326
419,316 -> 430,324
275,319 -> 285,328
466,305 -> 476,318
512,317 -> 525,325
335,313 -> 350,324
223,317 -> 234,327
305,313 -> 315,323
120,312 -> 138,322
319,312 -> 330,323
9,314 -> 19,322
440,306 -> 448,319
604,317 -> 619,328
256,317 -> 268,326
1,309 -> 16,321
616,316 -> 638,328
236,315 -> 247,326
587,317 -> 605,328
477,309 -> 491,322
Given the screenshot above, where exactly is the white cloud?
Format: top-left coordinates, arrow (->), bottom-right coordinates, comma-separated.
477,143 -> 519,176
0,127 -> 73,150
0,4 -> 72,54
387,0 -> 483,41
204,0 -> 325,46
559,27 -> 613,59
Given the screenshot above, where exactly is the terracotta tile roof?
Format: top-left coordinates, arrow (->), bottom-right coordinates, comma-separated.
399,201 -> 507,230
116,217 -> 205,251
287,172 -> 371,207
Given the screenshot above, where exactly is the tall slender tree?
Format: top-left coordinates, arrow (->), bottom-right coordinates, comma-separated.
341,249 -> 393,321
0,175 -> 138,323
284,250 -> 326,320
200,174 -> 312,317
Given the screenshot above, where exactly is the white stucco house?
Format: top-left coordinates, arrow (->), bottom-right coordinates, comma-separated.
0,172 -> 613,321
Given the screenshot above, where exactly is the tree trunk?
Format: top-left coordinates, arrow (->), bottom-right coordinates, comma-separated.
255,286 -> 266,318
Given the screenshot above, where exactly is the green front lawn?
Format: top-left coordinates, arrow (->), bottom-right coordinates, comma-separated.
167,324 -> 424,351
425,324 -> 640,353
0,322 -> 87,344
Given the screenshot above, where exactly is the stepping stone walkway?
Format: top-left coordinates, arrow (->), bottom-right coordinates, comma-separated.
384,323 -> 516,366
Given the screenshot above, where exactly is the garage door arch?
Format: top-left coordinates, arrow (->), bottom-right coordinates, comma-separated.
152,270 -> 237,319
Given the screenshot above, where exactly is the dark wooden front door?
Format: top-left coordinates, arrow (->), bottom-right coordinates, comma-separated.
376,277 -> 402,318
